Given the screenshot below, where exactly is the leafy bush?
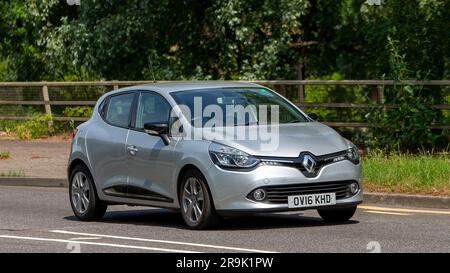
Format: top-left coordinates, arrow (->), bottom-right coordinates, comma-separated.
62,106 -> 93,118
15,114 -> 52,140
366,38 -> 443,152
0,120 -> 21,132
303,73 -> 370,122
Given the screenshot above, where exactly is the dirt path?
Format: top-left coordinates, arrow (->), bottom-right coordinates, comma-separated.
0,137 -> 71,178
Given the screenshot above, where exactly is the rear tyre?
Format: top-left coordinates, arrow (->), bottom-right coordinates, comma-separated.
318,206 -> 357,222
179,169 -> 220,229
69,164 -> 107,221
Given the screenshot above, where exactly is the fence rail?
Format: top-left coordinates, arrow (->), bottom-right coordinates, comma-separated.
0,80 -> 449,129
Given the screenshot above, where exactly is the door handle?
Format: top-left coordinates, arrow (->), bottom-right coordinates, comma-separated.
127,145 -> 139,155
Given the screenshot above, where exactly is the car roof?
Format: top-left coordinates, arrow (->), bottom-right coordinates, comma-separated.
137,81 -> 263,93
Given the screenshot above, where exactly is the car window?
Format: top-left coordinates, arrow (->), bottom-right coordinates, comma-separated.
105,93 -> 135,127
171,88 -> 308,127
135,92 -> 171,129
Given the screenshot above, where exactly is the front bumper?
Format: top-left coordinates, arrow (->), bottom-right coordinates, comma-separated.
205,159 -> 362,213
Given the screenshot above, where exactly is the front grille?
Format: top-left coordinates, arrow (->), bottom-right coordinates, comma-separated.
261,180 -> 355,204
257,150 -> 350,178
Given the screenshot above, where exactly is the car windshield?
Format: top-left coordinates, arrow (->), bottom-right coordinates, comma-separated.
170,87 -> 308,128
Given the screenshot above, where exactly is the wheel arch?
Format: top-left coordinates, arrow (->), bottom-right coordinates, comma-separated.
68,158 -> 91,179
176,164 -> 216,209
68,158 -> 104,202
177,164 -> 201,197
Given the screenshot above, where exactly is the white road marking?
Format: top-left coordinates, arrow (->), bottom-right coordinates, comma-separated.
69,237 -> 102,241
365,210 -> 411,216
0,235 -> 198,253
50,230 -> 276,253
360,205 -> 450,215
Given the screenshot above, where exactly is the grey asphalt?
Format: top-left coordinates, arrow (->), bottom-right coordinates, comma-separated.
0,186 -> 449,253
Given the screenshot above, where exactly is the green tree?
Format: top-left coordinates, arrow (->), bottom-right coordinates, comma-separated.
366,37 -> 442,151
61,0 -> 310,80
195,0 -> 310,79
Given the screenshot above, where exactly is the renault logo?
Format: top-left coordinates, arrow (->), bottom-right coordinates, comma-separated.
302,154 -> 316,173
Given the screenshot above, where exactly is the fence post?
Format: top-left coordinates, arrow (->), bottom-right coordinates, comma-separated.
297,64 -> 305,103
377,85 -> 385,112
113,81 -> 119,90
41,83 -> 54,133
279,84 -> 286,97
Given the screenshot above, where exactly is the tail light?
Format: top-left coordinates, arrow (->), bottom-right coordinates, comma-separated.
72,129 -> 78,138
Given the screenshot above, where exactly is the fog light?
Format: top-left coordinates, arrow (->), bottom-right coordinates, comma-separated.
253,189 -> 266,201
350,183 -> 359,194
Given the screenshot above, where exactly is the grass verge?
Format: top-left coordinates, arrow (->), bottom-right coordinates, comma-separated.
0,169 -> 25,177
0,151 -> 10,160
362,151 -> 450,196
0,114 -> 52,140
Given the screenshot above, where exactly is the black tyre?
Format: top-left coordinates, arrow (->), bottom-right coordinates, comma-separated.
69,164 -> 107,221
318,206 -> 357,222
179,169 -> 220,229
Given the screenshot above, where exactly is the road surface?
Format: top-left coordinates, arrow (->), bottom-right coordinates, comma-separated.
0,186 -> 449,253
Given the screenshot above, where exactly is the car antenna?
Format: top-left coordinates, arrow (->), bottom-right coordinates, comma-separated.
148,55 -> 157,83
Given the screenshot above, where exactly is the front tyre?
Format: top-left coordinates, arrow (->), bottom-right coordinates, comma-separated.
318,206 -> 357,222
179,169 -> 219,229
69,165 -> 107,221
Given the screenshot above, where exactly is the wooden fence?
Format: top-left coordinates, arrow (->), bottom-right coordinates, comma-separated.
0,80 -> 449,129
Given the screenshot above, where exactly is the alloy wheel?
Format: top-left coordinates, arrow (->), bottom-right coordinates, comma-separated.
182,177 -> 204,223
71,172 -> 90,214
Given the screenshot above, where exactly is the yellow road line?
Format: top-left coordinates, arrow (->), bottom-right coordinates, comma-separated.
365,210 -> 411,216
360,205 -> 450,215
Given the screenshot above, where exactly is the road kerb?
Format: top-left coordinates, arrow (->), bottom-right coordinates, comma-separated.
363,192 -> 450,209
0,177 -> 68,187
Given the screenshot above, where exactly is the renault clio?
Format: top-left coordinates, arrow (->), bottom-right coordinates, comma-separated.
68,81 -> 362,229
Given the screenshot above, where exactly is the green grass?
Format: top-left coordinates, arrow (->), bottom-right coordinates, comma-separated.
0,151 -> 10,159
0,120 -> 21,131
362,151 -> 450,196
0,114 -> 52,139
0,169 -> 25,177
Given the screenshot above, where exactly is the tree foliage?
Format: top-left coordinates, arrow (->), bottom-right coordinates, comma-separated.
61,0 -> 310,80
1,0 -> 448,81
0,0 -> 449,148
366,37 -> 443,151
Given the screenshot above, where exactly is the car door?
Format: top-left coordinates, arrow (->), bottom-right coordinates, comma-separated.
86,92 -> 136,199
125,91 -> 177,203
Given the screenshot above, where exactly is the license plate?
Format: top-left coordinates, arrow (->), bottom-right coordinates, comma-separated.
288,193 -> 336,208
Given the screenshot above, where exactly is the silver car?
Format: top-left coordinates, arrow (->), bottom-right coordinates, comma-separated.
68,81 -> 362,229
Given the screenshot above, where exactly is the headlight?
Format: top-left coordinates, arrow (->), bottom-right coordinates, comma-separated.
209,143 -> 260,169
346,142 -> 360,164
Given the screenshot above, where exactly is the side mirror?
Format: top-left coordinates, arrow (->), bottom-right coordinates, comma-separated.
144,122 -> 170,145
306,112 -> 318,121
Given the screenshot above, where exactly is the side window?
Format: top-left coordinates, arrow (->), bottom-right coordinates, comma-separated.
135,92 -> 170,129
99,97 -> 108,118
105,93 -> 135,127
